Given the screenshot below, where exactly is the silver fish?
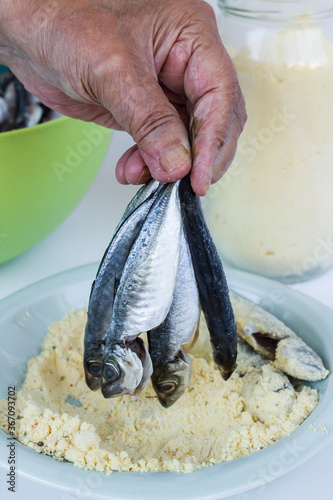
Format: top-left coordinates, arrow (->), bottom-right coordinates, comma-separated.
0,70 -> 59,132
114,180 -> 160,235
230,291 -> 329,381
148,227 -> 200,408
25,103 -> 44,128
179,174 -> 237,380
84,180 -> 163,390
13,78 -> 29,129
101,181 -> 182,398
3,81 -> 15,130
0,97 -> 8,124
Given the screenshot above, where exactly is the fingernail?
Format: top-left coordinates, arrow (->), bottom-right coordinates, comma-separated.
134,167 -> 151,185
159,143 -> 190,173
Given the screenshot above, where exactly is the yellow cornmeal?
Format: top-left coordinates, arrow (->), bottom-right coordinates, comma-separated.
207,27 -> 333,278
0,309 -> 318,473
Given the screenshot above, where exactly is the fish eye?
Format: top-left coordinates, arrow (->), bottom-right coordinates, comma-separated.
103,363 -> 120,383
158,381 -> 178,394
87,361 -> 102,376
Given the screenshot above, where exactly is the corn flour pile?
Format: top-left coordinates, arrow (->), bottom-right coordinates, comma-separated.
0,309 -> 318,473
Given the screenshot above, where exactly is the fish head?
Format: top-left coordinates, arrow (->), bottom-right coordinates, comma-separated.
101,344 -> 143,398
84,344 -> 104,391
151,352 -> 192,408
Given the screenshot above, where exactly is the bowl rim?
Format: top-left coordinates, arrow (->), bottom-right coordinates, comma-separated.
0,115 -> 72,138
0,262 -> 332,500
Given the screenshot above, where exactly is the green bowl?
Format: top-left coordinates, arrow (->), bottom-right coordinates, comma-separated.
0,116 -> 112,264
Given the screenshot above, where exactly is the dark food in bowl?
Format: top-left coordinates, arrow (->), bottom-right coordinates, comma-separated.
0,68 -> 59,132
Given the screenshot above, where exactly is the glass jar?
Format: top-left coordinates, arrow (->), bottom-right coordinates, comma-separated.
205,0 -> 333,283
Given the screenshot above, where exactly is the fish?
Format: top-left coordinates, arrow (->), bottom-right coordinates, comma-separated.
230,291 -> 329,381
25,102 -> 44,128
84,180 -> 163,390
179,174 -> 238,380
14,80 -> 48,128
240,367 -> 296,424
187,325 -> 296,424
116,179 -> 160,232
0,97 -> 8,125
101,181 -> 182,398
148,227 -> 200,408
13,78 -> 29,129
2,80 -> 16,131
236,337 -> 265,375
237,339 -> 296,423
0,70 -> 58,132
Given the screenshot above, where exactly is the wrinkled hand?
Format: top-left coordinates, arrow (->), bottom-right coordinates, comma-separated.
0,0 -> 246,195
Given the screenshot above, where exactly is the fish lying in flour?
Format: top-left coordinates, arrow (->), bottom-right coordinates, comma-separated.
237,339 -> 296,424
84,180 -> 163,390
230,292 -> 329,382
101,182 -> 182,398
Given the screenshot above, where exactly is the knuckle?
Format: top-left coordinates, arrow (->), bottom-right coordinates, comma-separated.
132,106 -> 177,148
197,0 -> 216,20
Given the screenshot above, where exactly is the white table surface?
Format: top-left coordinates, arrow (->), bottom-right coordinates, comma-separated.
1,130 -> 333,500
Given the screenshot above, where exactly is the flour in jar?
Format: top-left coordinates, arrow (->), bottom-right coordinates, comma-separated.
206,26 -> 333,280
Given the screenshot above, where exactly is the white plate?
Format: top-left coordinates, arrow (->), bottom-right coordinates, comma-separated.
0,263 -> 332,499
